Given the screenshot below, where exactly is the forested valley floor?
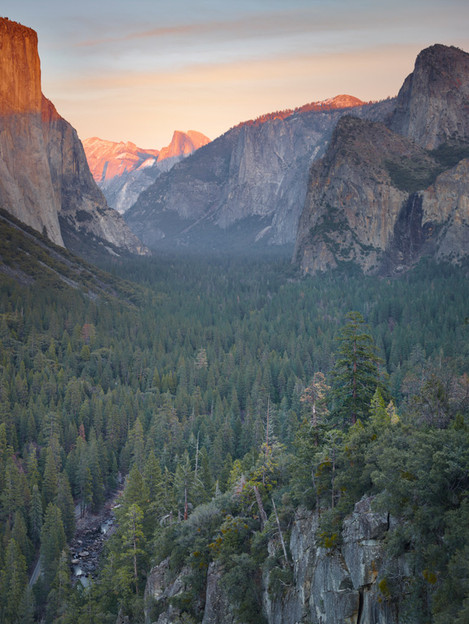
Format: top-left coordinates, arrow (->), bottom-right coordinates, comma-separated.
0,241 -> 468,623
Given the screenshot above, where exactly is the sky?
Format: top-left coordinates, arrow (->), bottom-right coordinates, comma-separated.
2,0 -> 469,148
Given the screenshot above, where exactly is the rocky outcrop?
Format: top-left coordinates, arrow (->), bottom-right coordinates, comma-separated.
293,116 -> 451,274
264,499 -> 401,624
144,558 -> 198,624
125,96 -> 395,250
389,45 -> 469,149
83,131 -> 210,214
421,158 -> 469,263
294,44 -> 469,275
144,499 -> 402,624
0,17 -> 147,256
158,130 -> 209,163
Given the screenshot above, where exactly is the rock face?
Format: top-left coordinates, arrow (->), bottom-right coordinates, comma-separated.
83,130 -> 210,214
0,17 -> 147,256
144,558 -> 203,624
145,498 -> 402,624
264,499 -> 400,624
144,499 -> 401,624
125,96 -> 395,250
294,44 -> 469,274
389,44 -> 469,149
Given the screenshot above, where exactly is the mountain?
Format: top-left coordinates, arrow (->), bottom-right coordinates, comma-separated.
0,17 -> 147,257
83,130 -> 210,214
294,44 -> 469,275
124,95 -> 395,250
389,44 -> 469,149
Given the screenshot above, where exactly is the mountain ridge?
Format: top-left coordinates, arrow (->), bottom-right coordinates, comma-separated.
83,130 -> 210,214
125,95 -> 395,249
294,44 -> 469,275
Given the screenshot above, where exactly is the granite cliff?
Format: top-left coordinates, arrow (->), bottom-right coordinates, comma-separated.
389,44 -> 469,149
144,498 -> 403,624
83,130 -> 210,215
0,17 -> 147,257
294,44 -> 469,274
125,96 -> 395,250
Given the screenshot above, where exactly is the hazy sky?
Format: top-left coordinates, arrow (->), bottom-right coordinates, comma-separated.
2,0 -> 469,148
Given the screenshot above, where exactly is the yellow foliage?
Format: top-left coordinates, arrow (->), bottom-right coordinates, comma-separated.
378,577 -> 391,599
423,569 -> 438,584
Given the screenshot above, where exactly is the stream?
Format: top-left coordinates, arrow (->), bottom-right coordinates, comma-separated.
70,494 -> 120,586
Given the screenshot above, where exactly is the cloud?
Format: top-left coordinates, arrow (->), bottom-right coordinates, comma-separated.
75,1 -> 469,50
59,1 -> 469,82
33,0 -> 469,147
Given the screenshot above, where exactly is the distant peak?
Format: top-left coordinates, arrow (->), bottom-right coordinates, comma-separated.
320,94 -> 364,107
83,130 -> 210,183
158,130 -> 210,161
241,95 -> 367,128
416,43 -> 469,61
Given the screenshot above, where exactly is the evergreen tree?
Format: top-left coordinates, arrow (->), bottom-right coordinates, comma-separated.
12,510 -> 32,566
45,549 -> 72,624
40,504 -> 66,588
55,473 -> 76,541
0,422 -> 11,493
42,446 -> 59,509
330,311 -> 385,427
29,483 -> 43,545
0,538 -> 28,624
300,371 -> 330,432
119,503 -> 146,596
17,585 -> 35,624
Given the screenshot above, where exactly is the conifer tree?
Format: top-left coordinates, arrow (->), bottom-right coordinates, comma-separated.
119,503 -> 145,596
46,549 -> 72,624
0,423 -> 12,493
42,446 -> 59,509
29,483 -> 43,546
330,311 -> 385,427
12,510 -> 32,566
300,371 -> 330,431
1,538 -> 28,624
143,450 -> 163,501
55,472 -> 76,541
40,504 -> 66,588
17,585 -> 35,624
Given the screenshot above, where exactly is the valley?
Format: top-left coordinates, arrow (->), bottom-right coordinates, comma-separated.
0,12 -> 468,624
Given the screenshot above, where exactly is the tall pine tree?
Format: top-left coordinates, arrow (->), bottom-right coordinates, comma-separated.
330,311 -> 385,427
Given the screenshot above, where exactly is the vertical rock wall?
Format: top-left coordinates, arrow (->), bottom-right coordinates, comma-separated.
144,499 -> 402,624
0,17 -> 147,255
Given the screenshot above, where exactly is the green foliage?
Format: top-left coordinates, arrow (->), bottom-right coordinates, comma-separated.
431,141 -> 469,169
267,563 -> 293,598
385,157 -> 441,193
0,232 -> 468,622
330,311 -> 386,427
40,504 -> 66,589
220,553 -> 267,624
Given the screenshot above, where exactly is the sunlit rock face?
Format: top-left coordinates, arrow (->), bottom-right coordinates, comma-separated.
125,96 -> 395,250
0,19 -> 41,115
0,17 -> 148,256
294,44 -> 469,275
0,19 -> 63,245
83,131 -> 210,214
